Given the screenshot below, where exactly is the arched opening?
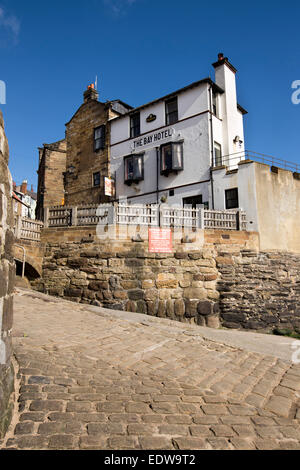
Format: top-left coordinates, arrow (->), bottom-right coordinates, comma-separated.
15,259 -> 40,282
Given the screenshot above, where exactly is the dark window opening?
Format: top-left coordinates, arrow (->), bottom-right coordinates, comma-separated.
94,125 -> 106,151
225,188 -> 239,209
93,172 -> 101,187
212,92 -> 218,116
166,97 -> 178,125
214,142 -> 222,167
183,195 -> 203,209
130,112 -> 141,138
161,142 -> 183,176
169,189 -> 175,197
124,154 -> 144,184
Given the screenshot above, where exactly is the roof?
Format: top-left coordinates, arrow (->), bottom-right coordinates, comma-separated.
237,103 -> 248,115
12,192 -> 30,207
113,78 -> 225,120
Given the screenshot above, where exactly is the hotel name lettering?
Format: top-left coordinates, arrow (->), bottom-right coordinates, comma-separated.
133,128 -> 174,149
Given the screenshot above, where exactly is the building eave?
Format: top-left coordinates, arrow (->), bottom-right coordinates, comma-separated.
112,78 -> 225,121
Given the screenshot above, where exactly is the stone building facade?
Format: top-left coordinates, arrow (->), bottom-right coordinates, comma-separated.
36,86 -> 132,220
0,111 -> 15,438
36,139 -> 67,221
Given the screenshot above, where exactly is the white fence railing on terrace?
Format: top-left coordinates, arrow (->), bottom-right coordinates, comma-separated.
14,216 -> 44,241
215,150 -> 300,173
45,203 -> 247,231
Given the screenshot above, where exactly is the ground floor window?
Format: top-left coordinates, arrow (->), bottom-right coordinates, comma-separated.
183,195 -> 203,208
225,188 -> 239,209
93,171 -> 101,187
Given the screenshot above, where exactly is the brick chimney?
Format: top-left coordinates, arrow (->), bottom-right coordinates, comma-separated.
83,84 -> 99,103
20,180 -> 28,194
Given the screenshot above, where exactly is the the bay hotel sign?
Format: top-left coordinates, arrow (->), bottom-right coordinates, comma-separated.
132,128 -> 175,150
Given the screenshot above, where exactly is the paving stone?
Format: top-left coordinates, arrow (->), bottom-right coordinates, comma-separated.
15,422 -> 35,435
173,437 -> 209,450
265,396 -> 293,418
139,436 -> 174,450
48,434 -> 77,449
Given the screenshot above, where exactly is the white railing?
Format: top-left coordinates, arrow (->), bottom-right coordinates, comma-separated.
45,203 -> 247,231
14,216 -> 44,241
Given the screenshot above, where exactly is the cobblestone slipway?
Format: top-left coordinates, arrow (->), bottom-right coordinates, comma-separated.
1,288 -> 300,451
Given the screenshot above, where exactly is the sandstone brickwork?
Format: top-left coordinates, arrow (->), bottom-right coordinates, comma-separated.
64,88 -> 129,207
36,140 -> 67,221
0,111 -> 15,438
217,250 -> 300,332
31,230 -> 222,328
31,226 -> 300,334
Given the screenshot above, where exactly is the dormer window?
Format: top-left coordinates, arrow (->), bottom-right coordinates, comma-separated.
124,154 -> 144,185
94,125 -> 106,151
165,97 -> 178,125
130,112 -> 141,138
161,142 -> 183,176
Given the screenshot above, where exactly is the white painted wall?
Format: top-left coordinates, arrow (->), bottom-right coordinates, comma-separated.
110,64 -> 246,208
212,161 -> 259,232
214,62 -> 245,158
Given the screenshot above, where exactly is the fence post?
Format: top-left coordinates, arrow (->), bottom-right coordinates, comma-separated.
73,206 -> 78,226
16,215 -> 22,239
236,210 -> 242,231
108,203 -> 116,225
44,208 -> 49,228
198,205 -> 205,229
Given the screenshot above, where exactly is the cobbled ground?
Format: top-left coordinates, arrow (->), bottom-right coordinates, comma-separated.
1,289 -> 300,451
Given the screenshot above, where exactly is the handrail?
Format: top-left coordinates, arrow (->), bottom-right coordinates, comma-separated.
217,150 -> 300,173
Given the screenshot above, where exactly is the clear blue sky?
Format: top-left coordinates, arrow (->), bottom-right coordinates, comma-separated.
0,0 -> 299,190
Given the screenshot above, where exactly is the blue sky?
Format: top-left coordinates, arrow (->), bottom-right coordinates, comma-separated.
0,0 -> 300,190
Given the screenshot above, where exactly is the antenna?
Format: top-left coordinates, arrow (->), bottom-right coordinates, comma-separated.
95,75 -> 98,91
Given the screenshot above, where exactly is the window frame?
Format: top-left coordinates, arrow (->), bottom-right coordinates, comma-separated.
212,92 -> 218,117
94,125 -> 106,152
93,171 -> 101,188
160,141 -> 184,176
130,112 -> 141,139
225,188 -> 239,210
124,153 -> 145,185
214,141 -> 222,167
165,96 -> 178,126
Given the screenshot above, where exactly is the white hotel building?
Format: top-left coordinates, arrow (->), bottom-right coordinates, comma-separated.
110,53 -> 247,211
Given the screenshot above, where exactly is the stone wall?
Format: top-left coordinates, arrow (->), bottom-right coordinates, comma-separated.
217,249 -> 300,332
0,111 -> 15,438
31,227 -> 259,329
31,226 -> 300,333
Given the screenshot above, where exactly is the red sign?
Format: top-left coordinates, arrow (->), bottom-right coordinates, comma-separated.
149,228 -> 173,253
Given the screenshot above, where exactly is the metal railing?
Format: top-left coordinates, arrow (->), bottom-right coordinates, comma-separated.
45,203 -> 247,231
214,150 -> 300,173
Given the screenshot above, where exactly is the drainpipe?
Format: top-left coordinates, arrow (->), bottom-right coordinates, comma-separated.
209,86 -> 215,210
156,147 -> 160,204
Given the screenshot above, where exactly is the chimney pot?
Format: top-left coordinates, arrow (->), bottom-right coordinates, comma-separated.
218,53 -> 224,61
